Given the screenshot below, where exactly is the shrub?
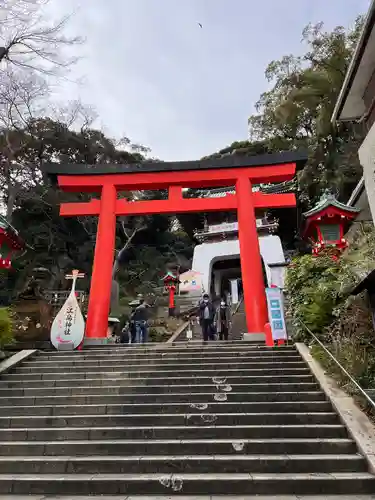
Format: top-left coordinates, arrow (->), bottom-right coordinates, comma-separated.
286,253 -> 340,339
0,308 -> 13,348
285,224 -> 375,403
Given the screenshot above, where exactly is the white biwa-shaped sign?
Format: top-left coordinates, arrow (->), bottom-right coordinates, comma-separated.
50,270 -> 85,350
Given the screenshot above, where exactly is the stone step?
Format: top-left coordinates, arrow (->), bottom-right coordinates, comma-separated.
0,424 -> 348,441
33,353 -> 301,364
37,349 -> 299,361
0,412 -> 340,428
0,374 -> 316,388
22,356 -> 304,371
0,472 -> 373,495
0,400 -> 333,417
0,382 -> 320,397
16,360 -> 307,373
0,454 -> 366,475
0,437 -> 357,457
0,391 -> 326,407
1,344 -> 371,497
3,496 -> 375,500
4,367 -> 311,380
36,341 -> 291,352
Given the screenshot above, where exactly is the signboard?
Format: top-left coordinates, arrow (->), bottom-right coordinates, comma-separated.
230,279 -> 239,305
270,266 -> 285,289
50,270 -> 85,349
265,287 -> 287,341
208,222 -> 238,233
179,270 -> 203,293
208,220 -> 263,233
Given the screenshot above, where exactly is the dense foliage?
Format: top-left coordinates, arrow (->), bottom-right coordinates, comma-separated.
0,118 -> 194,304
247,19 -> 364,205
286,224 -> 375,339
286,224 -> 375,389
197,19 -> 366,253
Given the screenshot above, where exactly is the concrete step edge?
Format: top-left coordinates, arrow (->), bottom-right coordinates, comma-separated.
0,392 -> 326,402
21,360 -> 306,366
0,424 -> 346,431
0,437 -> 355,445
30,354 -> 302,362
0,379 -> 315,385
0,472 -> 371,479
3,411 -> 336,420
0,454 -> 363,462
0,382 -> 320,391
37,352 -> 299,360
7,368 -> 311,377
0,496 -> 373,500
0,401 -> 333,411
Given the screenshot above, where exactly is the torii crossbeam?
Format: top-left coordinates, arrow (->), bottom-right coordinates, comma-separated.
45,151 -> 307,346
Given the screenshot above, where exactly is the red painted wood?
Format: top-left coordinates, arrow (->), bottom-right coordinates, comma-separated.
61,195 -> 237,216
60,192 -> 295,217
85,184 -> 117,340
168,287 -> 176,309
168,186 -> 183,202
253,192 -> 296,209
236,177 -> 268,334
56,163 -> 297,342
57,163 -> 296,192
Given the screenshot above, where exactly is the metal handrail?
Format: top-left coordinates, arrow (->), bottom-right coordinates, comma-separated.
299,320 -> 375,411
232,295 -> 244,316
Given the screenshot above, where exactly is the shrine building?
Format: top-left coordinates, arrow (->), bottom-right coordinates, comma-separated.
189,181 -> 293,303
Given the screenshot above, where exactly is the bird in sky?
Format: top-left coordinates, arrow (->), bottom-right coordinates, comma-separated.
198,23 -> 203,28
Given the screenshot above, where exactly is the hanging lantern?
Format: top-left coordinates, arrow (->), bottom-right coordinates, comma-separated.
302,190 -> 359,258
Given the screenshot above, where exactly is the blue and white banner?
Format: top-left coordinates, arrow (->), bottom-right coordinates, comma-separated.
265,287 -> 287,341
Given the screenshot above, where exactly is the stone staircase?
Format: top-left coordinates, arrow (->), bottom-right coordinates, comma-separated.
0,342 -> 374,497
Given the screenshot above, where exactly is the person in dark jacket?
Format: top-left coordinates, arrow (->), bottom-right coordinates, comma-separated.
133,298 -> 149,343
198,293 -> 216,341
214,299 -> 231,341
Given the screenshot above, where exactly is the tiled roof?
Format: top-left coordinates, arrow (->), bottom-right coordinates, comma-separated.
203,179 -> 295,198
303,190 -> 360,218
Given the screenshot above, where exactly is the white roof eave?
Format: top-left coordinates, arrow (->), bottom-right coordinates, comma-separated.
332,0 -> 375,123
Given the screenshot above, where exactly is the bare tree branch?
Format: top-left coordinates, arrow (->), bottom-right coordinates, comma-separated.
0,0 -> 83,76
112,217 -> 147,279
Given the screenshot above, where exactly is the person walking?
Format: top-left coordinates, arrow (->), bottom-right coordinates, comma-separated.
214,299 -> 231,341
133,298 -> 149,343
199,293 -> 216,342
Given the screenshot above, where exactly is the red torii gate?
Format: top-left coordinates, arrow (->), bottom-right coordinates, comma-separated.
45,151 -> 307,346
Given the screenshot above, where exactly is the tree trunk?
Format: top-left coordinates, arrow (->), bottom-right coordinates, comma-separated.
6,186 -> 16,223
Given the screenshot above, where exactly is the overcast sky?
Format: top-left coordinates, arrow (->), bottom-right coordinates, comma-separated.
47,0 -> 371,161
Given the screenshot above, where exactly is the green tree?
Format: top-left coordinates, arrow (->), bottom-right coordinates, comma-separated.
0,116 -> 194,302
248,18 -> 365,204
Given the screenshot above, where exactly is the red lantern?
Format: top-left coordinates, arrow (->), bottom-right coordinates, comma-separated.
0,216 -> 24,270
302,191 -> 359,258
161,271 -> 180,316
